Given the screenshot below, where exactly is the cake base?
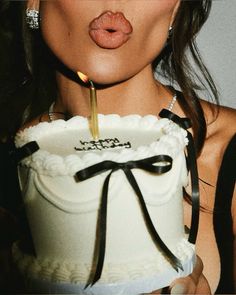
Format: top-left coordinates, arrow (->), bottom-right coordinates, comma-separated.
22,253 -> 196,295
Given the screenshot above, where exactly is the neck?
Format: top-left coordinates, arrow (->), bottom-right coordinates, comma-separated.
54,65 -> 174,117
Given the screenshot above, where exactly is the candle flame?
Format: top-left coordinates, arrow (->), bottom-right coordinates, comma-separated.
77,71 -> 89,83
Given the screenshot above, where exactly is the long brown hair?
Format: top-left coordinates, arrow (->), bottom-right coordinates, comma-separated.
0,0 -> 218,153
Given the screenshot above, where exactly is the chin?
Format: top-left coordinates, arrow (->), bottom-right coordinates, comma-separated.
77,63 -> 130,86
76,51 -> 135,85
89,72 -> 128,85
61,49 -> 140,85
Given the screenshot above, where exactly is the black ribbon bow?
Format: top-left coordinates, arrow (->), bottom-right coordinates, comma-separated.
75,154 -> 184,287
159,109 -> 200,244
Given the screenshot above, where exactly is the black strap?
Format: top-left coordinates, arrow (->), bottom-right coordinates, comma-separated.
76,155 -> 183,287
159,109 -> 200,244
214,134 -> 236,294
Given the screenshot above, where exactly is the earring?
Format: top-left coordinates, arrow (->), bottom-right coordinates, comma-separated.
168,26 -> 173,39
26,8 -> 39,30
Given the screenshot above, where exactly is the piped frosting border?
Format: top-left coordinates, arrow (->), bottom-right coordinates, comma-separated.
15,114 -> 188,176
13,238 -> 194,284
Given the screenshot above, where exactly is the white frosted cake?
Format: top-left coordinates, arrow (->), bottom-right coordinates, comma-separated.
13,114 -> 196,294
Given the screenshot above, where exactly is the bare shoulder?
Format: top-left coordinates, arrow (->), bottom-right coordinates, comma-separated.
201,100 -> 236,151
18,113 -> 49,132
20,117 -> 41,131
197,100 -> 236,188
202,102 -> 236,237
197,100 -> 235,215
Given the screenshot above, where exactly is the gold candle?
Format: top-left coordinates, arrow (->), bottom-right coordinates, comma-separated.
89,80 -> 99,140
77,72 -> 99,140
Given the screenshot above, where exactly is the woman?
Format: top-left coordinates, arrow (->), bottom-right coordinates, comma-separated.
0,0 -> 235,294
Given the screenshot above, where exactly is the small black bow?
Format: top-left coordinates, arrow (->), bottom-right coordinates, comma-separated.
75,154 -> 183,287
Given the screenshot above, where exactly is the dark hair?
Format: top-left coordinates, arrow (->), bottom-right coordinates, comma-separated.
0,0 -> 218,153
155,0 -> 218,154
0,1 -> 56,141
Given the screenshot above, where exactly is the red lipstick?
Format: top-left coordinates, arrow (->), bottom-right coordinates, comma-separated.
89,11 -> 133,49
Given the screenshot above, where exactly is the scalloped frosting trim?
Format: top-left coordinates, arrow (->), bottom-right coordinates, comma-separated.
12,239 -> 194,284
15,115 -> 188,176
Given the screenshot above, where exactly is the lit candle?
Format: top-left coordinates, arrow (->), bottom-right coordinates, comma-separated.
77,71 -> 99,140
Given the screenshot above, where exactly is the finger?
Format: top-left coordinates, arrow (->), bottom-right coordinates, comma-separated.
169,256 -> 204,294
189,255 -> 203,285
195,273 -> 211,294
170,278 -> 197,294
170,255 -> 203,287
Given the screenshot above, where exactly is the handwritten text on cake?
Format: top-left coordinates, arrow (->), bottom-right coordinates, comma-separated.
74,138 -> 131,152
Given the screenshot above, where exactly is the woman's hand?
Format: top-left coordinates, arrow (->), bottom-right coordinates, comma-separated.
150,256 -> 211,294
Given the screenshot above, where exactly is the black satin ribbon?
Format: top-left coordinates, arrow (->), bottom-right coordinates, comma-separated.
9,141 -> 39,163
75,154 -> 184,287
159,109 -> 200,244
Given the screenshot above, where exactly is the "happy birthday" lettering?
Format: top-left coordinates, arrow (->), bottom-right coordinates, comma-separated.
74,138 -> 131,152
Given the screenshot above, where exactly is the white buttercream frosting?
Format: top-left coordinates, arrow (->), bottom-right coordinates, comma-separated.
15,114 -> 187,176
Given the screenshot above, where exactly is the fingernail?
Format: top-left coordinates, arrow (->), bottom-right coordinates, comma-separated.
170,284 -> 186,294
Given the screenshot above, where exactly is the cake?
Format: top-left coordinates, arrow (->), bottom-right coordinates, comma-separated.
13,112 -> 197,294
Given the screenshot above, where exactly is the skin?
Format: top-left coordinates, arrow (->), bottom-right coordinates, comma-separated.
15,0 -> 236,293
37,0 -> 180,117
